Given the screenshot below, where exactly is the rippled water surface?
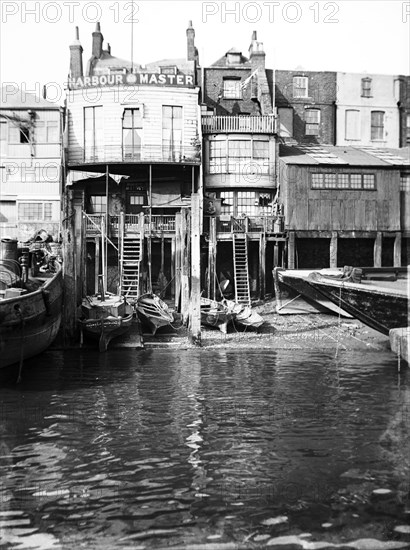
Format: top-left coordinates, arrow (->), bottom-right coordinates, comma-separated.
0,348 -> 409,549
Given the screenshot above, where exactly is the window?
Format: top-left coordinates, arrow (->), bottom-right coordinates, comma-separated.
209,139 -> 226,174
227,53 -> 241,65
123,108 -> 143,160
35,120 -> 59,143
129,195 -> 144,205
223,79 -> 242,99
237,191 -> 256,216
400,175 -> 410,191
305,109 -> 320,135
162,105 -> 182,161
363,174 -> 375,189
371,111 -> 384,140
89,195 -> 107,214
84,106 -> 103,161
208,136 -> 269,174
160,66 -> 177,75
9,124 -> 30,144
324,174 -> 336,188
345,110 -> 360,140
293,76 -> 308,98
253,139 -> 269,159
220,191 -> 234,215
18,202 -> 53,221
361,77 -> 372,97
311,173 -> 375,190
338,174 -> 350,188
0,201 -> 16,223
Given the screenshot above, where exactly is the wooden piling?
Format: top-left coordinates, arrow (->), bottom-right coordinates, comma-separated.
207,217 -> 217,299
374,231 -> 382,267
259,233 -> 266,300
189,194 -> 201,345
330,231 -> 338,268
394,232 -> 402,267
288,231 -> 296,269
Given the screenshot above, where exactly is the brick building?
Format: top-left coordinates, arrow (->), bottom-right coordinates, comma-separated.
275,70 -> 337,145
201,32 -> 283,301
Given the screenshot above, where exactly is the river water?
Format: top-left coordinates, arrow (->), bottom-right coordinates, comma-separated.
0,348 -> 409,549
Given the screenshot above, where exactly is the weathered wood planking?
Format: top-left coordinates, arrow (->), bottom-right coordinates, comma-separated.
281,163 -> 401,232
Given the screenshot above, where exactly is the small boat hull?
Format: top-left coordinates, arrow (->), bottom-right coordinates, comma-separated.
79,294 -> 134,351
200,297 -> 233,333
79,312 -> 134,352
223,299 -> 264,329
273,268 -> 352,317
307,272 -> 409,335
136,293 -> 174,335
0,270 -> 63,369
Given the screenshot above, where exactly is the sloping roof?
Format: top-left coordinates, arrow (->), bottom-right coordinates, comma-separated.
0,85 -> 60,109
211,49 -> 251,67
145,58 -> 195,74
92,51 -> 139,72
358,146 -> 410,166
279,145 -> 409,167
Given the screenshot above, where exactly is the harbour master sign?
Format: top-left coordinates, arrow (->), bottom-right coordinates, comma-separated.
68,73 -> 195,89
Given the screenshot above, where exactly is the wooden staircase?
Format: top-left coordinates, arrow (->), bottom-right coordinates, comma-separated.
121,237 -> 143,302
233,234 -> 251,305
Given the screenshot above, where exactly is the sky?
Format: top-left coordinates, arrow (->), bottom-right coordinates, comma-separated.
0,0 -> 409,103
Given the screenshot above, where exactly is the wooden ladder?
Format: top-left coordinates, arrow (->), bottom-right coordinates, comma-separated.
233,234 -> 251,305
121,236 -> 143,302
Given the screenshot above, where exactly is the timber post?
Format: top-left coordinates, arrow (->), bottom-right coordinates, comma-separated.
189,194 -> 201,345
393,232 -> 402,267
374,231 -> 382,267
259,233 -> 266,300
288,231 -> 296,269
207,217 -> 217,299
330,231 -> 338,268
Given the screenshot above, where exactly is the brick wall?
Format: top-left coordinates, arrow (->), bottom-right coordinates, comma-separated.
276,70 -> 337,144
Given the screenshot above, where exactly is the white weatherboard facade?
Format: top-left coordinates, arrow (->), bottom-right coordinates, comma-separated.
0,107 -> 62,242
66,84 -> 201,167
336,72 -> 400,148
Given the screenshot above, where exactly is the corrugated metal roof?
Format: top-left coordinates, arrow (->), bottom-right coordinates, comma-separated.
279,144 -> 408,167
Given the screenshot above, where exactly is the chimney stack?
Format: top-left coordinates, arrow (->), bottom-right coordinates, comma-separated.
106,43 -> 111,55
248,30 -> 265,70
69,26 -> 83,79
92,22 -> 103,59
186,20 -> 196,62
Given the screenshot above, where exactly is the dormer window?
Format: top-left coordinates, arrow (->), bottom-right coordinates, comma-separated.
223,77 -> 242,99
227,53 -> 241,65
361,77 -> 372,97
161,66 -> 177,75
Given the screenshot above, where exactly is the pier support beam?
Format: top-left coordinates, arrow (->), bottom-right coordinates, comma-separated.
330,231 -> 338,268
394,232 -> 402,267
374,231 -> 382,267
207,217 -> 217,299
259,233 -> 266,300
189,194 -> 201,345
288,231 -> 296,269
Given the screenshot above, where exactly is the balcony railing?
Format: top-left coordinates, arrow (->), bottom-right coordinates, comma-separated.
202,115 -> 276,134
68,145 -> 201,165
217,215 -> 285,234
84,213 -> 177,238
